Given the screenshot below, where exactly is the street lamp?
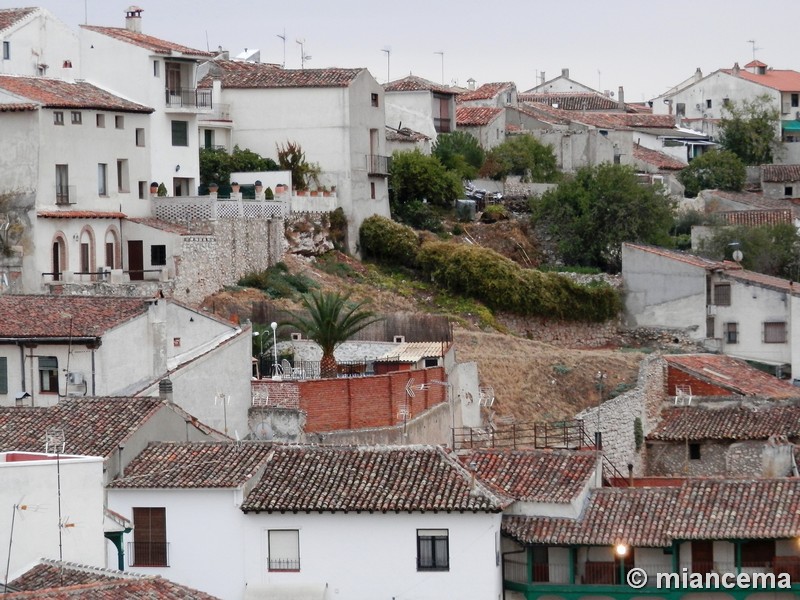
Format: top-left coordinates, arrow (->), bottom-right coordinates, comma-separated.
615,543 -> 628,585
270,322 -> 279,379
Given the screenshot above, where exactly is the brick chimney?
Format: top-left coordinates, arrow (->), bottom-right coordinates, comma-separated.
125,6 -> 143,33
618,86 -> 625,110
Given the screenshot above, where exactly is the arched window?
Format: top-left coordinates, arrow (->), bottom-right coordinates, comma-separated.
79,226 -> 96,279
104,226 -> 120,269
51,234 -> 67,281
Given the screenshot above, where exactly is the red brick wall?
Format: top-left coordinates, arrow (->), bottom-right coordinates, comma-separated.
298,367 -> 446,432
666,367 -> 732,397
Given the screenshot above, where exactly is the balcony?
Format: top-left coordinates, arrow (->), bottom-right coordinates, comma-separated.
55,185 -> 75,205
152,195 -> 287,222
366,154 -> 391,176
164,88 -> 212,110
128,541 -> 169,567
434,117 -> 452,134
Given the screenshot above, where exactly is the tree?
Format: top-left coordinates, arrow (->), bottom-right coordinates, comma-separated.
697,223 -> 800,279
481,135 -> 559,182
718,94 -> 781,165
199,145 -> 278,186
389,149 -> 462,208
277,141 -> 320,191
678,150 -> 746,197
282,290 -> 383,378
534,164 -> 675,272
432,131 -> 485,180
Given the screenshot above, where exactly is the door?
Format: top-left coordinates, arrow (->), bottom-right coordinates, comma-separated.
52,241 -> 62,281
692,540 -> 713,575
128,240 -> 143,281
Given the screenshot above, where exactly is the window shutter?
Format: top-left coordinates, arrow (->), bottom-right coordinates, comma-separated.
0,357 -> 7,394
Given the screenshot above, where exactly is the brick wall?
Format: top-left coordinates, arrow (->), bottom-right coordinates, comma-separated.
253,367 -> 446,433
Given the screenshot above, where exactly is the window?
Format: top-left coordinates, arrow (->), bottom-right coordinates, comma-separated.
764,321 -> 787,343
204,129 -> 213,149
150,245 -> 166,266
136,128 -> 145,147
80,242 -> 89,273
676,103 -> 686,117
38,357 -> 58,393
417,529 -> 449,571
424,357 -> 438,368
138,181 -> 147,199
70,111 -> 82,124
723,97 -> 731,108
2,41 -> 9,60
741,539 -> 775,569
785,186 -> 793,196
105,242 -> 114,268
724,322 -> 738,344
370,181 -> 376,199
115,115 -> 124,129
705,316 -> 715,339
96,114 -> 105,128
98,163 -> 108,196
117,159 -> 129,193
0,357 -> 7,394
171,120 -> 188,146
131,507 -> 168,567
713,283 -> 731,306
371,92 -> 379,107
689,443 -> 701,460
433,93 -> 451,133
153,60 -> 160,77
706,99 -> 712,109
792,93 -> 799,108
268,530 -> 300,571
55,164 -> 69,204
53,111 -> 64,125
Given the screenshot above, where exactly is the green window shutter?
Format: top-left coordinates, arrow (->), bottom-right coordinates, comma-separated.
0,357 -> 7,394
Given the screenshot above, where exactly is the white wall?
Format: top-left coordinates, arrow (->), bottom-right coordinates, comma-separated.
243,511 -> 503,600
0,8 -> 79,80
385,90 -> 439,141
1,453 -> 105,580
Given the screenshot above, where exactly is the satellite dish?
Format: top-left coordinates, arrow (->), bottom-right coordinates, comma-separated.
253,421 -> 273,441
732,249 -> 743,262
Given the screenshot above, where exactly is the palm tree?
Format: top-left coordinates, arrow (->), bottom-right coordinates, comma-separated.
283,290 -> 383,378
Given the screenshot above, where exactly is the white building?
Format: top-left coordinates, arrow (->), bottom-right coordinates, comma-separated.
0,7 -> 78,80
80,7 -> 215,196
384,75 -> 458,146
455,105 -> 506,149
0,451 -> 105,583
197,59 -> 390,252
0,295 -> 251,436
107,442 -> 508,600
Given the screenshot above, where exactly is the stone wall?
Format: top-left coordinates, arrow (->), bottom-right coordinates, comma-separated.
576,354 -> 665,477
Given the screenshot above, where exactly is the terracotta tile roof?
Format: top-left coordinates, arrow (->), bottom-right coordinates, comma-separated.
8,560 -> 218,599
623,243 -> 723,270
198,60 -> 362,89
503,479 -> 800,546
0,102 -> 37,112
720,208 -> 793,227
384,75 -> 456,95
762,164 -> 800,182
722,67 -> 800,93
81,25 -> 213,58
504,486 -> 680,547
459,449 -> 597,503
745,60 -> 768,69
0,398 -> 164,458
648,404 -> 800,441
457,82 -> 514,102
0,76 -> 152,113
663,354 -> 799,398
521,102 -> 675,129
0,7 -> 36,33
108,441 -> 274,488
376,341 -> 447,363
519,91 -> 620,111
632,145 -> 687,170
699,188 -> 790,210
38,210 -> 127,219
0,295 -> 147,337
456,106 -> 503,126
385,126 -> 430,142
671,479 -> 800,540
724,267 -> 794,294
241,445 -> 508,513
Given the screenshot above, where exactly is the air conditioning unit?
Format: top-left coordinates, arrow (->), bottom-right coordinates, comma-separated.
67,372 -> 84,385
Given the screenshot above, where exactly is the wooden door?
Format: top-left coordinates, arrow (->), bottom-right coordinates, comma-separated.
127,240 -> 143,281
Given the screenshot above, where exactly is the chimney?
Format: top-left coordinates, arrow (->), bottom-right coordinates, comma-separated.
159,377 -> 174,404
467,77 -> 476,90
618,86 -> 625,110
732,62 -> 741,77
561,68 -> 569,79
540,71 -> 545,86
124,6 -> 143,33
694,67 -> 703,82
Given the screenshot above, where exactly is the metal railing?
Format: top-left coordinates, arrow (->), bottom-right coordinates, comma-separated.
453,419 -> 586,450
165,87 -> 212,109
268,558 -> 300,571
366,154 -> 391,175
55,185 -> 75,205
128,541 -> 169,567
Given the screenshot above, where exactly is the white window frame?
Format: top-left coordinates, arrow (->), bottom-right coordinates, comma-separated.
268,529 -> 300,571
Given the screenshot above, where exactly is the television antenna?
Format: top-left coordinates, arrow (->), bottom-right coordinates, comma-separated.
381,47 -> 391,84
276,28 -> 286,68
296,39 -> 311,69
45,427 -> 66,568
434,51 -> 445,85
746,39 -> 762,62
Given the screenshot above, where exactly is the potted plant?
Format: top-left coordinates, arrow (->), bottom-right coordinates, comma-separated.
208,182 -> 219,195
231,181 -> 240,194
264,186 -> 274,200
149,181 -> 159,196
254,180 -> 264,196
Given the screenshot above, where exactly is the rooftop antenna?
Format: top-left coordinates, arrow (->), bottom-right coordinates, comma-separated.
381,47 -> 391,84
747,39 -> 762,62
277,28 -> 286,68
296,38 -> 311,69
45,427 -> 66,580
434,51 -> 444,85
84,0 -> 87,25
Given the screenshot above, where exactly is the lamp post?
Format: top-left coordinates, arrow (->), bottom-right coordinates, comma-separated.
615,543 -> 628,585
270,322 -> 279,379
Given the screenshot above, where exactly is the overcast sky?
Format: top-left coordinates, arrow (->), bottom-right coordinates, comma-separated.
10,0 -> 800,101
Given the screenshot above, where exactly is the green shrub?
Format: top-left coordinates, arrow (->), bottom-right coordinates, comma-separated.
452,223 -> 464,236
238,263 -> 317,299
392,199 -> 444,233
481,204 -> 507,223
328,207 -> 348,251
359,215 -> 420,268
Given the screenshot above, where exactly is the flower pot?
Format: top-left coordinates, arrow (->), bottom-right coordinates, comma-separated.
310,190 -> 319,197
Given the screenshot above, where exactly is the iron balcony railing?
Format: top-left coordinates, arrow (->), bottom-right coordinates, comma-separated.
366,154 -> 391,175
268,558 -> 300,571
165,88 -> 213,109
55,185 -> 75,205
128,541 -> 170,567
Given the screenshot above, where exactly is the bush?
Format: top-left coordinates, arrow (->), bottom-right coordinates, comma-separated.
481,204 -> 507,223
359,215 -> 420,268
238,263 -> 317,299
389,149 -> 463,207
678,150 -> 745,197
328,207 -> 348,251
417,241 -> 620,321
392,200 -> 444,233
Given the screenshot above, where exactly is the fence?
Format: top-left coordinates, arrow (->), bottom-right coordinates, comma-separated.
453,419 -> 586,450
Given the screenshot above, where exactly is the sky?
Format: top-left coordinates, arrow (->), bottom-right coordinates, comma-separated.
9,0 -> 800,101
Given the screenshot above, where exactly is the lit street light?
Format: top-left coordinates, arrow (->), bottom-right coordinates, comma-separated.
271,321 -> 280,379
